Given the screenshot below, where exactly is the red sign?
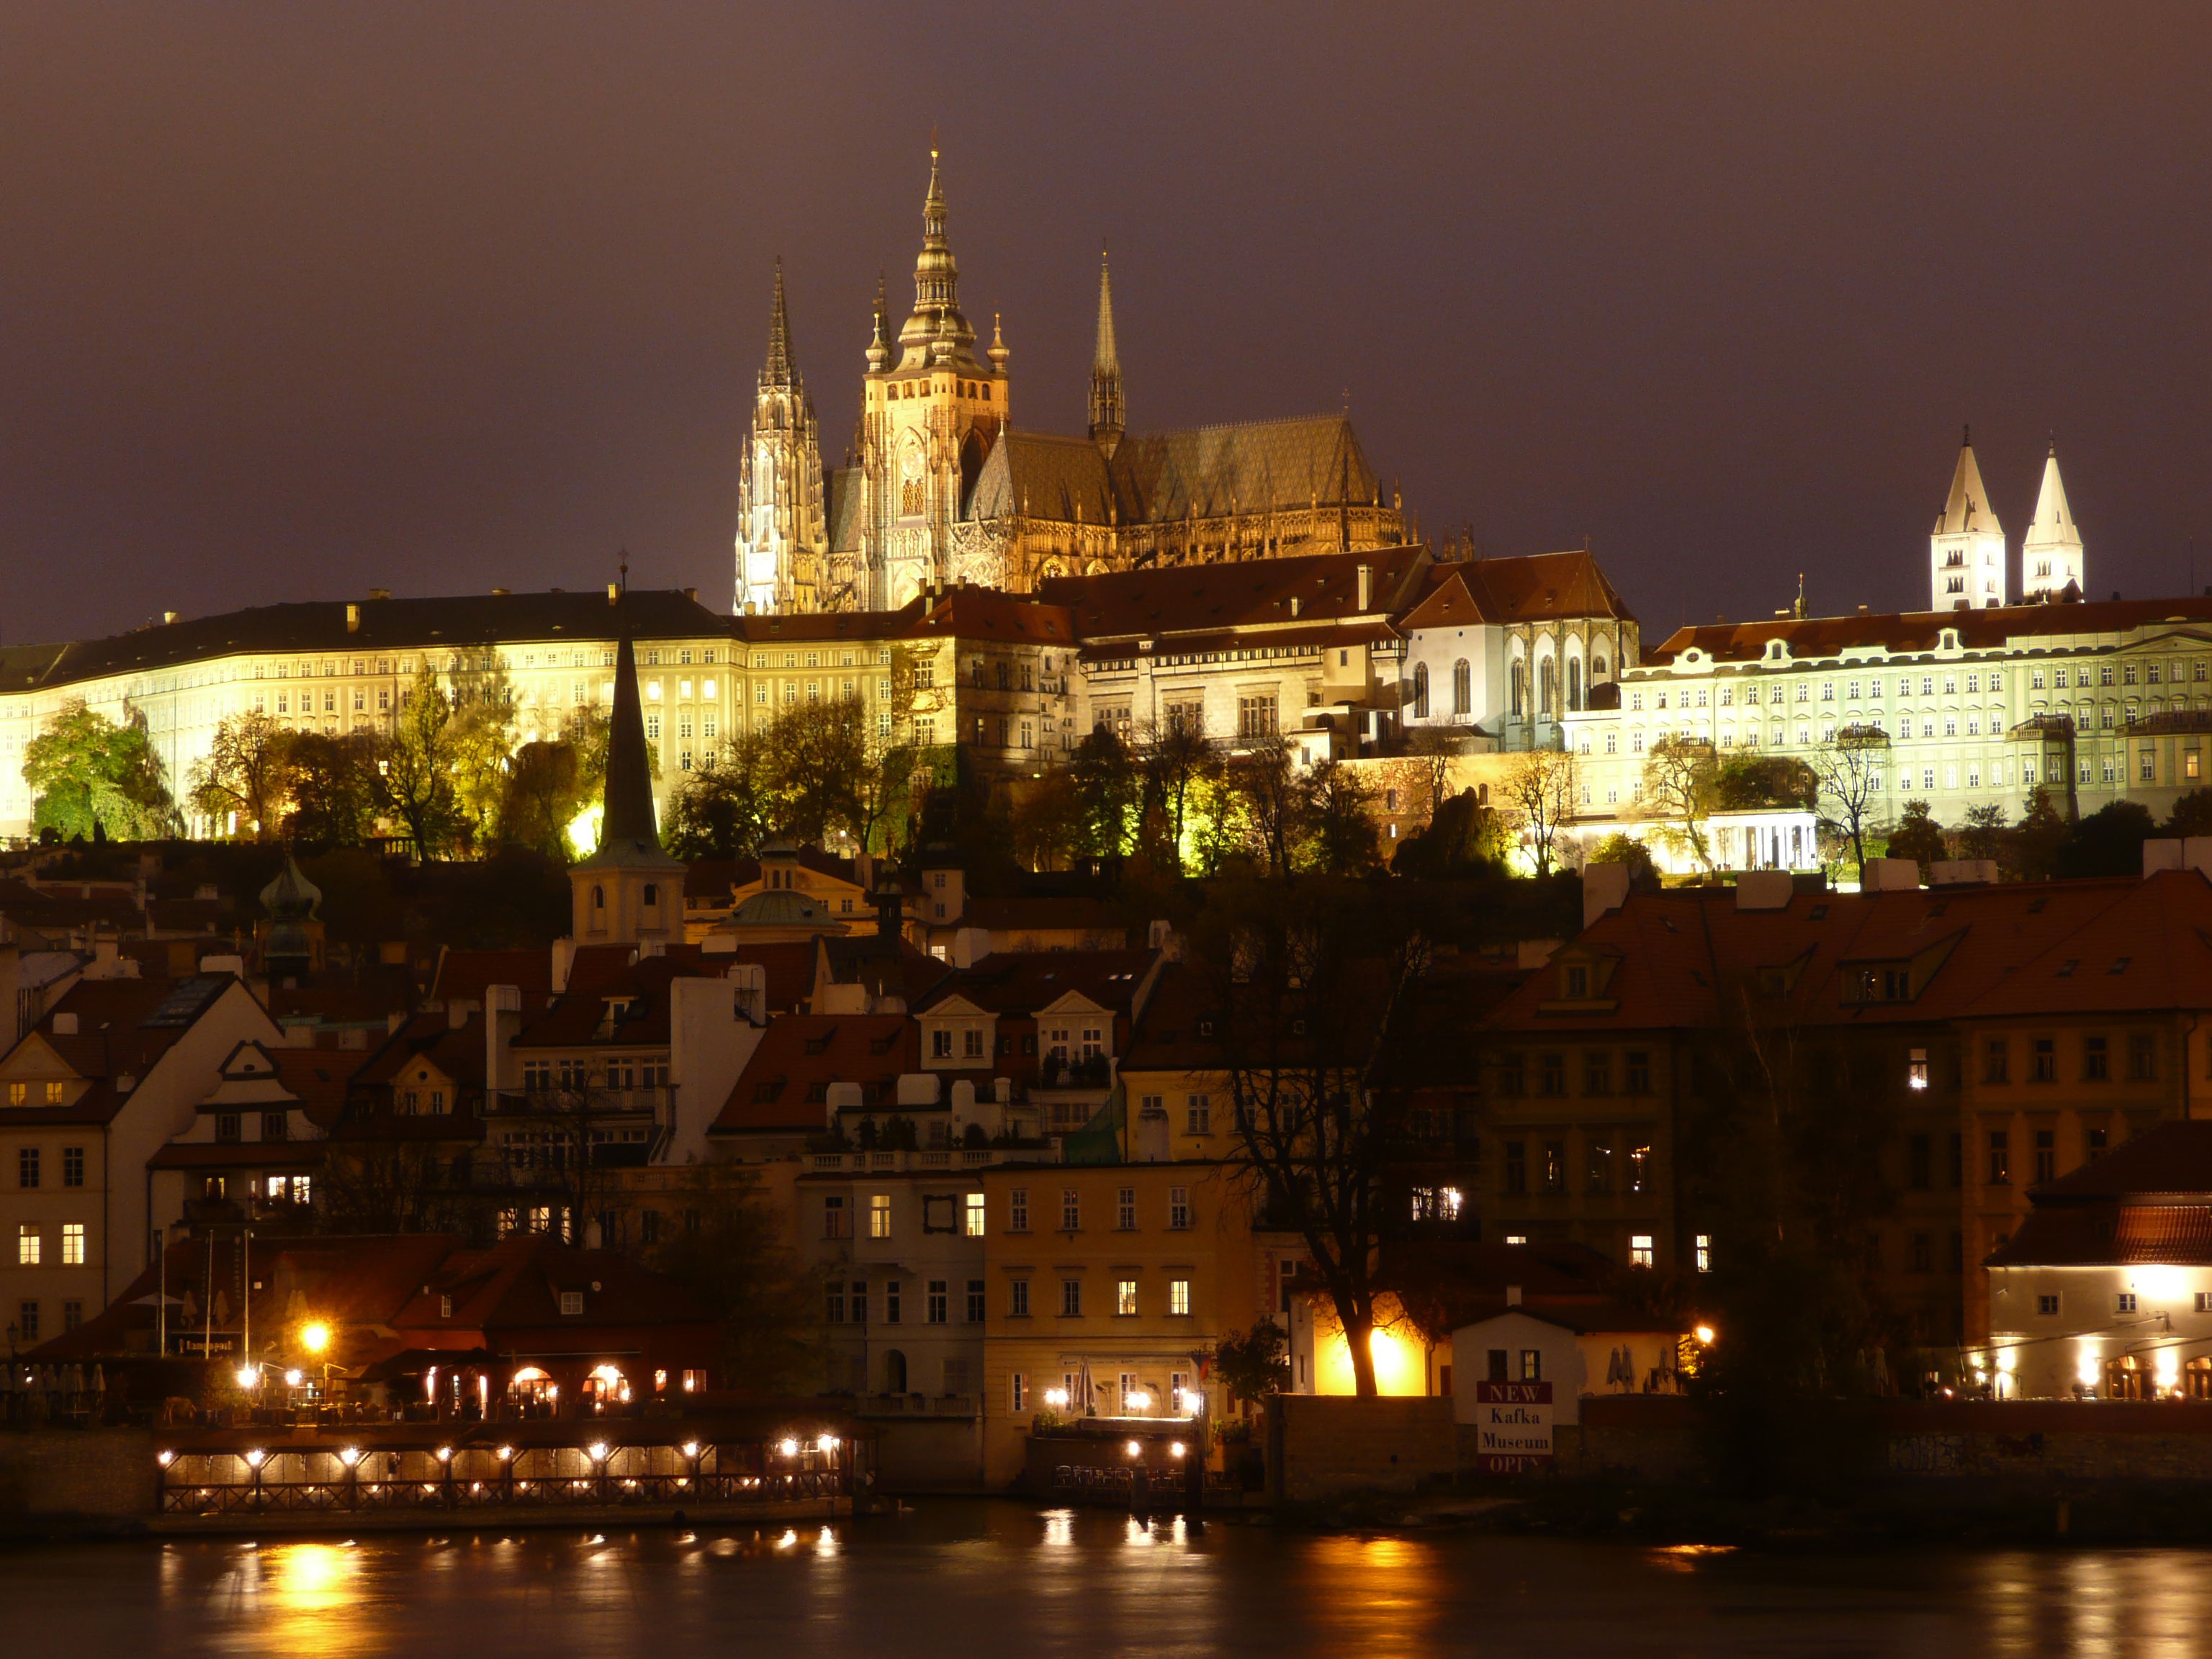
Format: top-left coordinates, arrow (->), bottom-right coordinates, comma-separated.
1473,1379 -> 1554,1473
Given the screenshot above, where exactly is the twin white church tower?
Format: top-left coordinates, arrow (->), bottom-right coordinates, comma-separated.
1929,428 -> 2086,612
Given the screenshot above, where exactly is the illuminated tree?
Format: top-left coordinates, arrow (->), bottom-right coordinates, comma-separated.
1640,735 -> 1719,876
188,711 -> 289,840
1812,727 -> 1889,880
1498,746 -> 1579,877
24,698 -> 176,840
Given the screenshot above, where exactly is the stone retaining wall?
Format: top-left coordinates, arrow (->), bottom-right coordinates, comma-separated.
0,1429 -> 157,1530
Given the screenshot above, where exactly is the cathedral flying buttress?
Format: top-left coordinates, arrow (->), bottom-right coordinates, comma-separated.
734,148 -> 1407,616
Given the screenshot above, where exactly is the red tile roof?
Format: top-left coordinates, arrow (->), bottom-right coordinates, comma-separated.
710,1014 -> 916,1135
1647,593 -> 2212,667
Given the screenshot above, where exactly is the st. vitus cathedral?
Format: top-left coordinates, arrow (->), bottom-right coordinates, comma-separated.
734,149 -> 1410,615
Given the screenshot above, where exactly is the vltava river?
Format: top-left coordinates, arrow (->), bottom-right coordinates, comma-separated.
3,1501 -> 2202,1656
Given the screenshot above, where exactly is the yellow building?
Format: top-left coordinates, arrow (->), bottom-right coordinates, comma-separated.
978,1159 -> 1262,1487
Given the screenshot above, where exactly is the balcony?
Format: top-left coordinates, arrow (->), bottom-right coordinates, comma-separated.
490,1087 -> 673,1118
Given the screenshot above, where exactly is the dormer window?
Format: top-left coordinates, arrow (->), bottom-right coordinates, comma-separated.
1564,965 -> 1589,999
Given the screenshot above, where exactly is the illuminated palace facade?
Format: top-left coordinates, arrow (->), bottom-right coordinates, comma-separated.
1562,436 -> 2212,859
733,150 -> 1408,616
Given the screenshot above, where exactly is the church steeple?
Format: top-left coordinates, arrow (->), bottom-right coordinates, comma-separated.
1089,247 -> 1125,459
1930,426 -> 2008,611
866,272 -> 890,372
570,589 -> 680,945
763,257 -> 796,390
595,621 -> 665,860
2023,442 -> 2085,601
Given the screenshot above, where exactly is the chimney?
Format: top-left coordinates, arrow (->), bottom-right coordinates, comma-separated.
491,587 -> 510,596
1506,1284 -> 1523,1307
1290,595 -> 1300,617
1357,563 -> 1373,611
684,587 -> 698,602
163,611 -> 179,625
346,603 -> 361,634
607,583 -> 620,604
368,588 -> 390,601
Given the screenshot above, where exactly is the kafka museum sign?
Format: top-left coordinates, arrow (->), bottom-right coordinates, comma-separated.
1474,1380 -> 1553,1473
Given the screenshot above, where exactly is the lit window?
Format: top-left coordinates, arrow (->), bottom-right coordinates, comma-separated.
1629,1233 -> 1654,1269
1116,1279 -> 1138,1316
559,1291 -> 583,1316
1694,1233 -> 1712,1273
60,1223 -> 84,1265
16,1224 -> 39,1266
1169,1278 -> 1191,1317
962,1192 -> 985,1236
868,1194 -> 891,1238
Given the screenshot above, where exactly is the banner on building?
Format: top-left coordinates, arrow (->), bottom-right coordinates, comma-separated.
1473,1380 -> 1553,1473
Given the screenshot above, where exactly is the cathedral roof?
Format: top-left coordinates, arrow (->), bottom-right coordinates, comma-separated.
1115,413 -> 1380,522
966,432 -> 1117,523
966,413 -> 1385,529
825,465 -> 867,554
1935,433 -> 2003,539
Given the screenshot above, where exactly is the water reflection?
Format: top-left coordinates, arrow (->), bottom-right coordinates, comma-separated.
12,1506 -> 2212,1656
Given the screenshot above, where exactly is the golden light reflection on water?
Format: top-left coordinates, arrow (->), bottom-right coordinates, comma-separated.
251,1542 -> 369,1656
1969,1548 -> 2208,1659
1295,1534 -> 1442,1659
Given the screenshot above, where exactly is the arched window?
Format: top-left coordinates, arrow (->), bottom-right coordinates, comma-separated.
1539,659 -> 1557,716
1452,659 -> 1471,716
1511,661 -> 1526,716
1568,657 -> 1583,711
643,883 -> 659,907
592,885 -> 606,909
1593,652 -> 1609,681
1412,662 -> 1430,719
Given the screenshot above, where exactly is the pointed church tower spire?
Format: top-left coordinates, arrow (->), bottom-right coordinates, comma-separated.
570,590 -> 680,947
763,257 -> 796,390
736,262 -> 828,614
1089,246 -> 1125,459
1930,426 -> 2008,611
2023,443 -> 2085,601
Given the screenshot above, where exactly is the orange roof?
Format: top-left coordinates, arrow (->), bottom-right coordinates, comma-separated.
710,1014 -> 916,1135
1399,551 -> 1637,633
1485,872 -> 2212,1037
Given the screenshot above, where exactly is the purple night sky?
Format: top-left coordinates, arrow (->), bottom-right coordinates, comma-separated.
3,1 -> 2208,644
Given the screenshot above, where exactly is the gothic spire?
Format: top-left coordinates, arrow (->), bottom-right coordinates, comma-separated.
1088,247 -> 1124,458
762,258 -> 796,390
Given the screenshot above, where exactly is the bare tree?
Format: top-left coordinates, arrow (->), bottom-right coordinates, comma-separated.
1812,727 -> 1889,881
1640,735 -> 1721,876
1196,879 -> 1435,1396
1498,747 -> 1578,877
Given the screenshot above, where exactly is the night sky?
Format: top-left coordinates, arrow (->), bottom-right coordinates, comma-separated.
4,2 -> 2208,647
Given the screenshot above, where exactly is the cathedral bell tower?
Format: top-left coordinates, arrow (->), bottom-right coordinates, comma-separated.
856,147 -> 1010,609
1930,427 -> 2008,611
734,261 -> 830,614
